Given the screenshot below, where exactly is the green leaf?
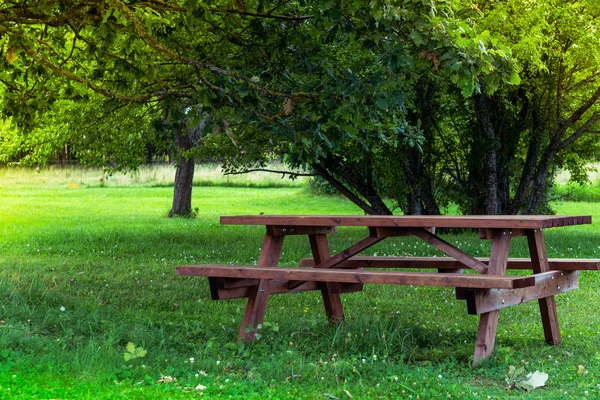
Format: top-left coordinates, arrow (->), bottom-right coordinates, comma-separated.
409,30 -> 426,47
341,125 -> 359,136
376,98 -> 388,110
135,348 -> 148,357
224,343 -> 238,351
126,342 -> 135,354
509,71 -> 521,85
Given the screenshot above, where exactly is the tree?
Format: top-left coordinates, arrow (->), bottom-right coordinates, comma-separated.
454,0 -> 600,214
0,0 -> 518,216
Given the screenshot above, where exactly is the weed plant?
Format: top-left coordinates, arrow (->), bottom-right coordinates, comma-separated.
0,167 -> 599,398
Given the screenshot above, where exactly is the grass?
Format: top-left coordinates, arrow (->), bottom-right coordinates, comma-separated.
0,163 -> 306,189
1,166 -> 599,399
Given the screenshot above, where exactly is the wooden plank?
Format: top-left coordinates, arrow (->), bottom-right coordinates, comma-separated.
288,232 -> 384,289
528,229 -> 561,345
473,229 -> 511,365
373,227 -> 411,237
238,233 -> 283,341
175,265 -> 539,289
466,271 -> 579,314
210,279 -> 363,300
266,225 -> 337,237
479,228 -> 527,239
298,257 -> 600,270
221,215 -> 592,229
315,236 -> 385,269
408,228 -> 489,274
309,234 -> 345,322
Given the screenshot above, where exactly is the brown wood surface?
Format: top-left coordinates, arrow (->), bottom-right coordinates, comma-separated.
309,234 -> 345,322
298,256 -> 600,270
175,264 -> 540,289
238,233 -> 283,341
473,229 -> 511,365
266,225 -> 338,237
287,233 -> 383,289
466,271 -> 578,314
408,227 -> 489,273
221,215 -> 591,229
528,229 -> 562,345
210,278 -> 363,300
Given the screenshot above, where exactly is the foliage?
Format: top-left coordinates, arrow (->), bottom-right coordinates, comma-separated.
2,1 -> 599,215
1,97 -> 153,171
124,342 -> 147,362
0,0 -> 522,215
505,366 -> 548,392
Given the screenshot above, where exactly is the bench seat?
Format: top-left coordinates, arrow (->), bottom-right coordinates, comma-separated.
176,264 -> 568,290
298,256 -> 600,270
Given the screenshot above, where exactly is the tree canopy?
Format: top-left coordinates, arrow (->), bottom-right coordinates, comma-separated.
1,0 -> 598,215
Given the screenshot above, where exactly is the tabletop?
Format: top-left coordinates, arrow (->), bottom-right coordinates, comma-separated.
220,215 -> 592,230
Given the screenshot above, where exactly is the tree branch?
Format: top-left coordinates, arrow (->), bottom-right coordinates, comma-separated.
558,112 -> 600,151
223,169 -> 315,177
561,85 -> 600,131
108,0 -> 317,100
208,8 -> 313,22
19,44 -> 151,102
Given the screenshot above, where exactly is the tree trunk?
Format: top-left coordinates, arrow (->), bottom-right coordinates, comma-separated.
169,157 -> 195,217
312,154 -> 392,215
400,79 -> 441,216
168,117 -> 205,217
475,93 -> 500,215
523,147 -> 557,214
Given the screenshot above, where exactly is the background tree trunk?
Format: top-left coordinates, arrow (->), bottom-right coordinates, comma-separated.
168,116 -> 205,217
169,156 -> 195,217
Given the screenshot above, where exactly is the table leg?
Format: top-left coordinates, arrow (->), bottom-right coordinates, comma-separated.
309,234 -> 345,323
238,233 -> 284,341
473,229 -> 511,365
527,229 -> 561,345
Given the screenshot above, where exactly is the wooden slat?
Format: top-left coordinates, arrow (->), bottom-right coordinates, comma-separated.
373,227 -> 411,237
288,232 -> 384,289
479,228 -> 527,239
266,225 -> 337,237
221,215 -> 592,229
176,265 -> 538,289
314,236 -> 384,269
210,279 -> 363,300
466,271 -> 579,314
298,257 -> 600,270
407,228 -> 489,274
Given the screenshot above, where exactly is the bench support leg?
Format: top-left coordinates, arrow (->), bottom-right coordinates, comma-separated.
527,229 -> 561,345
238,233 -> 284,341
473,229 -> 511,365
310,234 -> 345,323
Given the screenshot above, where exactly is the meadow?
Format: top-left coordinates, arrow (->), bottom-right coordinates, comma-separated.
0,165 -> 599,399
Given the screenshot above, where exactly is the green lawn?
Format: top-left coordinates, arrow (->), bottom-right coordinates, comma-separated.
0,167 -> 599,399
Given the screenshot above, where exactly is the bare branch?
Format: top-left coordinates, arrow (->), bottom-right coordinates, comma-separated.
224,169 -> 315,177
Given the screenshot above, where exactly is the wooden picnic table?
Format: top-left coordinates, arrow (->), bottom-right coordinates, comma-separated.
176,215 -> 596,365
